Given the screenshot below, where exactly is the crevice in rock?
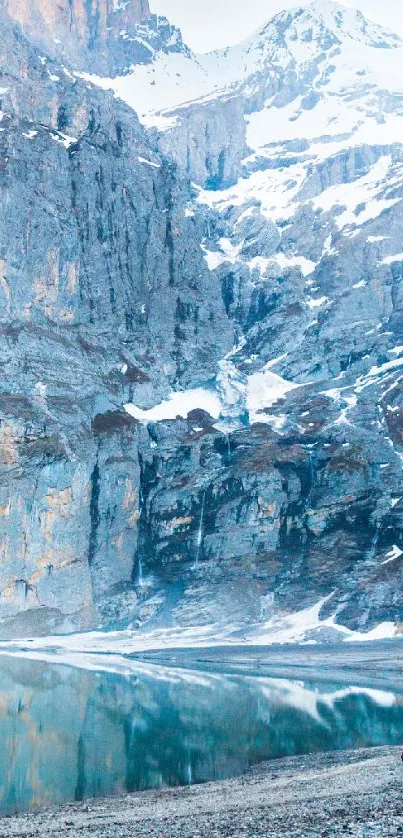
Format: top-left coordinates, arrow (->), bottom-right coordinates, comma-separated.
88,459 -> 101,567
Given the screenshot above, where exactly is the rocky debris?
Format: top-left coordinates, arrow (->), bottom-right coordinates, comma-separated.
0,746 -> 402,836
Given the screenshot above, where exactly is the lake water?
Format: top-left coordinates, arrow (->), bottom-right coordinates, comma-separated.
0,654 -> 402,816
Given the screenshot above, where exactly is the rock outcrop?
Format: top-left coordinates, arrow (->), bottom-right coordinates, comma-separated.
157,97 -> 248,190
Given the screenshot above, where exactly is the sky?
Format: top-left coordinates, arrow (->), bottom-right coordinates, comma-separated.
150,0 -> 403,52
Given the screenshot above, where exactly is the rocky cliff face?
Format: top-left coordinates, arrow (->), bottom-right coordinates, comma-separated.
3,0 -> 149,42
0,0 -> 187,73
157,96 -> 248,191
0,0 -> 402,641
0,6 -> 232,637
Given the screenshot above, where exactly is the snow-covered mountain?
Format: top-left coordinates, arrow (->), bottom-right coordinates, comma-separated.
83,0 -> 403,134
94,0 -> 403,439
0,0 -> 402,642
106,0 -> 403,638
83,1 -> 403,216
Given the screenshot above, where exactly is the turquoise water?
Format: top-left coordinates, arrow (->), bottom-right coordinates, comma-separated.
0,655 -> 402,815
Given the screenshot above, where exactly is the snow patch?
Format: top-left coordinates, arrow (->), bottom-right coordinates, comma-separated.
124,389 -> 221,423
274,253 -> 317,277
307,296 -> 328,308
125,356 -> 299,430
382,545 -> 403,565
50,131 -> 77,149
247,368 -> 297,422
0,596 -> 397,662
382,253 -> 403,265
138,155 -> 161,169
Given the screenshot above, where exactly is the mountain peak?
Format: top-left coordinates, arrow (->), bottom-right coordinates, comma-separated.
262,0 -> 402,49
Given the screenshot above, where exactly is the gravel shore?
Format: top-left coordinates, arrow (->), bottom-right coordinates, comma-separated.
1,746 -> 402,837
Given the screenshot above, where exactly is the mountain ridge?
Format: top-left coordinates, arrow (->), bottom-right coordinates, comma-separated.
80,0 -> 403,176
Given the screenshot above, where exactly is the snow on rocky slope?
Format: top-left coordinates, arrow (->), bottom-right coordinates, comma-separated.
0,0 -> 402,642
107,1 -> 403,640
105,1 -> 403,444
81,1 -> 403,129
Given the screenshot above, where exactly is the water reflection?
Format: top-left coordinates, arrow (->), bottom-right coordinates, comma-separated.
0,655 -> 401,815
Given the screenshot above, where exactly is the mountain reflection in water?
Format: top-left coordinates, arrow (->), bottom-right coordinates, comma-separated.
0,655 -> 401,815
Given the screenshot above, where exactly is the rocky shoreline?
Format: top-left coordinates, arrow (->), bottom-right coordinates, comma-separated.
1,746 -> 402,837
